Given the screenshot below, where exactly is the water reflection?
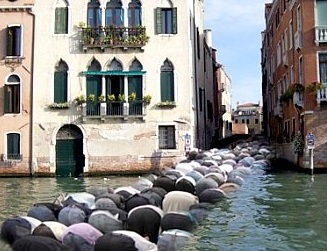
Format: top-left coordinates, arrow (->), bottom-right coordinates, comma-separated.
1,172 -> 327,250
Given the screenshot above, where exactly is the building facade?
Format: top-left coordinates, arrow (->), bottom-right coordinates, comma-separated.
0,0 -> 35,175
10,0 -> 216,177
232,102 -> 263,135
217,64 -> 232,139
262,0 -> 327,168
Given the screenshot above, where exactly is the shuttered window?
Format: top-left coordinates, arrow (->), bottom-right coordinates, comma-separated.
156,8 -> 177,34
160,59 -> 174,102
55,7 -> 68,34
54,60 -> 68,103
54,72 -> 68,103
159,126 -> 176,149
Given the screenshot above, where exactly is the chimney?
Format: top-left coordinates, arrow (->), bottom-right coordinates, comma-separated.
204,29 -> 212,48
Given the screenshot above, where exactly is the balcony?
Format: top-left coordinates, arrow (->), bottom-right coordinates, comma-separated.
315,26 -> 327,44
81,101 -> 146,121
80,26 -> 149,52
317,83 -> 327,105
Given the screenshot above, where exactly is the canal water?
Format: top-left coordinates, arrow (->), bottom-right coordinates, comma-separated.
0,169 -> 326,251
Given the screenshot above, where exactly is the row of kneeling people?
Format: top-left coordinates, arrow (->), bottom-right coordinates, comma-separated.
1,148 -> 260,251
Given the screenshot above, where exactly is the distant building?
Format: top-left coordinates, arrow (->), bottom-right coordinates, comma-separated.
232,103 -> 263,136
261,0 -> 327,168
216,64 -> 232,138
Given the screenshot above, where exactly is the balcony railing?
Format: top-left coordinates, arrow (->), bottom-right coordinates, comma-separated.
315,26 -> 327,44
82,101 -> 146,119
81,26 -> 149,51
317,83 -> 327,104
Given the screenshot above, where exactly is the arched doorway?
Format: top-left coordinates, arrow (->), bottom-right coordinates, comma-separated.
55,124 -> 84,177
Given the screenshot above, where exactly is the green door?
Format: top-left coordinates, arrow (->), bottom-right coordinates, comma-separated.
56,138 -> 84,177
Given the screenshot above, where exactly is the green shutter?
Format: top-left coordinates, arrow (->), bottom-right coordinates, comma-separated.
160,72 -> 169,101
156,8 -> 162,34
128,76 -> 142,99
86,76 -> 102,97
55,8 -> 68,34
172,8 -> 177,34
168,72 -> 174,101
54,72 -> 67,103
6,27 -> 13,56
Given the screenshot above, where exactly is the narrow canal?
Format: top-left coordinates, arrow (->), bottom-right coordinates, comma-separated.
0,169 -> 326,250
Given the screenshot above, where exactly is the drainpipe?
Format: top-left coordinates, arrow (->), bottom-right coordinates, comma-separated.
28,8 -> 35,176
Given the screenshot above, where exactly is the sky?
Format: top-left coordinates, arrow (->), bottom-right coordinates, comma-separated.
204,0 -> 269,109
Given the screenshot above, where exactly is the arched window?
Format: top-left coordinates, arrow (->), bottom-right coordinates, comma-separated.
128,0 -> 142,26
106,58 -> 124,101
54,59 -> 69,103
128,59 -> 143,100
86,59 -> 102,115
160,59 -> 174,102
87,0 -> 101,28
54,0 -> 68,34
6,133 -> 21,160
105,0 -> 124,27
4,74 -> 20,114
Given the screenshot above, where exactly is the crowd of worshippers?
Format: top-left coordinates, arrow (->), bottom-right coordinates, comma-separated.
0,149 -> 254,251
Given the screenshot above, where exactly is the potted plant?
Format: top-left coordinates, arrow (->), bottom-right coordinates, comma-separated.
48,102 -> 70,109
307,81 -> 324,93
143,94 -> 152,104
88,94 -> 95,102
156,101 -> 177,108
291,83 -> 304,93
75,94 -> 86,105
280,90 -> 293,103
118,94 -> 125,102
107,94 -> 116,102
98,94 -> 105,102
128,92 -> 136,102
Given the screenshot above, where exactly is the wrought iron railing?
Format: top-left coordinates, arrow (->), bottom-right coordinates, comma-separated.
83,101 -> 146,118
81,26 -> 149,50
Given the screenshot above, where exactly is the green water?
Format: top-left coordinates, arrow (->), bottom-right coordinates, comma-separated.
0,171 -> 326,251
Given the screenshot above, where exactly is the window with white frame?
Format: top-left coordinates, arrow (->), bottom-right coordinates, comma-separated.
6,25 -> 22,57
54,0 -> 68,34
158,125 -> 176,149
156,7 -> 177,34
4,74 -> 20,114
319,53 -> 327,83
6,133 -> 21,160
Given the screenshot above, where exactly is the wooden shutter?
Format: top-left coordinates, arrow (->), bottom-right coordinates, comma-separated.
4,85 -> 9,113
6,27 -> 13,56
156,8 -> 162,34
172,8 -> 177,34
55,8 -> 68,34
54,72 -> 67,103
128,76 -> 142,99
160,72 -> 169,101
